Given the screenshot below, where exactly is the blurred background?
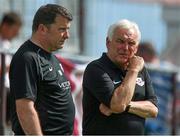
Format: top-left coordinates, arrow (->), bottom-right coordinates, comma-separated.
1,0 -> 180,135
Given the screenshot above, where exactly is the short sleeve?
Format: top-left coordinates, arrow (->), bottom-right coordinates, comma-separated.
144,67 -> 158,106
10,53 -> 38,101
83,63 -> 114,107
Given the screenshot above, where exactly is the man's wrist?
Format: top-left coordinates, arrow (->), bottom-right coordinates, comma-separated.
127,68 -> 139,73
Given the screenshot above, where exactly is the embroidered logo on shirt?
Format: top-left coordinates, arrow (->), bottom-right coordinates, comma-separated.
49,67 -> 53,71
136,77 -> 145,86
113,80 -> 121,85
59,64 -> 64,72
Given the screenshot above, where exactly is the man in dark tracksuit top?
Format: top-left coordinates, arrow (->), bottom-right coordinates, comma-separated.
82,19 -> 158,135
9,4 -> 75,135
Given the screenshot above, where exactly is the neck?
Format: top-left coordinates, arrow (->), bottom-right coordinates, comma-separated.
30,36 -> 50,53
115,61 -> 128,70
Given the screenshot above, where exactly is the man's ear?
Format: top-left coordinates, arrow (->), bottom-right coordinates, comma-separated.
38,24 -> 48,35
106,37 -> 110,49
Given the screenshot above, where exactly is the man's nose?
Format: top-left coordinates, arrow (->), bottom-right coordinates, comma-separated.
64,30 -> 70,39
123,43 -> 129,50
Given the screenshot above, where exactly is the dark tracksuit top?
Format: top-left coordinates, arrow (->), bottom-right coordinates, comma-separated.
9,40 -> 75,135
82,53 -> 157,135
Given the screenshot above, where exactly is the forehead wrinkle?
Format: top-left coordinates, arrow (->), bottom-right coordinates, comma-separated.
118,33 -> 136,43
117,28 -> 137,43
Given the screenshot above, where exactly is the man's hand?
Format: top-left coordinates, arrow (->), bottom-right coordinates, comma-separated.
128,56 -> 144,72
128,101 -> 158,118
99,103 -> 112,116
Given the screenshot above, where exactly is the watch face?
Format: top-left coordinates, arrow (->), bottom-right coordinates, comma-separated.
125,104 -> 131,112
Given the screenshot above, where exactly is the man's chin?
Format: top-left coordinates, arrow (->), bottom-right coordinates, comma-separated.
115,58 -> 126,64
118,57 -> 129,62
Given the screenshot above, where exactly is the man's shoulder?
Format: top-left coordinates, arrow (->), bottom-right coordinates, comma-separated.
15,40 -> 38,55
86,58 -> 104,69
12,40 -> 39,64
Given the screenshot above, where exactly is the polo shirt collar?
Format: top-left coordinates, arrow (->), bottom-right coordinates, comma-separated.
101,53 -> 126,73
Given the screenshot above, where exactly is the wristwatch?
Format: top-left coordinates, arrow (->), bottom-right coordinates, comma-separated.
125,104 -> 131,112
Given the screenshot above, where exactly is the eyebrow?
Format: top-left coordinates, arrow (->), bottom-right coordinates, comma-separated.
117,37 -> 135,42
